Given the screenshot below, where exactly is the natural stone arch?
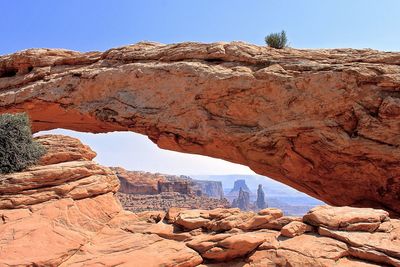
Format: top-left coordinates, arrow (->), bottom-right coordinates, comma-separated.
1,42 -> 400,215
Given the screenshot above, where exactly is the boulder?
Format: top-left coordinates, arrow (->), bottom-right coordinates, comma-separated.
175,210 -> 211,230
36,134 -> 96,165
303,205 -> 389,232
280,221 -> 313,238
261,216 -> 303,230
187,232 -> 265,261
238,208 -> 283,230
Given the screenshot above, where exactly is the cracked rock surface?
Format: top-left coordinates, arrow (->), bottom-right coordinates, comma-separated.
1,42 -> 400,214
1,135 -> 399,266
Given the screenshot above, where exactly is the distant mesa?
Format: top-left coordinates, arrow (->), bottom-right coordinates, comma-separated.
230,180 -> 268,211
230,179 -> 251,194
112,167 -> 229,212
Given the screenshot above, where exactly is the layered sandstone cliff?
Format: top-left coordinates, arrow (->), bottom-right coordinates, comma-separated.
0,135 -> 202,266
113,167 -> 229,212
1,42 -> 400,215
1,135 -> 399,266
114,167 -> 224,198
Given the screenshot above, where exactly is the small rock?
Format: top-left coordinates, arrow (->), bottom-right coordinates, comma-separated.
280,221 -> 312,238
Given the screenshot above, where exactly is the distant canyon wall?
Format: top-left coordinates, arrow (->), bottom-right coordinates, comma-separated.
113,167 -> 224,199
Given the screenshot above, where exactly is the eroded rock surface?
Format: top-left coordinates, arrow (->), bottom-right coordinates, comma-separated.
1,42 -> 400,214
1,135 -> 400,266
113,167 -> 229,212
0,135 -> 202,267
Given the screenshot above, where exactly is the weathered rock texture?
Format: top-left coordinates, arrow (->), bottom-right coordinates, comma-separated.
117,192 -> 230,213
113,167 -> 193,195
191,180 -> 224,199
1,42 -> 400,214
1,135 -> 400,266
113,167 -> 229,212
0,135 -> 202,267
114,167 -> 224,199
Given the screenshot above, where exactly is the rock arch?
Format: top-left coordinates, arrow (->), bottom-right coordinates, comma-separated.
1,42 -> 400,214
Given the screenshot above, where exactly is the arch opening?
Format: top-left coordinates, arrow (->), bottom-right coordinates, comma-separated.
36,129 -> 325,215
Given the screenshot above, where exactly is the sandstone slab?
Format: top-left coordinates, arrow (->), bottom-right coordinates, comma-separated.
303,205 -> 389,231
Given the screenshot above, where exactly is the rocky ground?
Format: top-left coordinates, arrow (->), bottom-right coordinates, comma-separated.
0,134 -> 399,266
113,166 -> 229,212
117,191 -> 230,212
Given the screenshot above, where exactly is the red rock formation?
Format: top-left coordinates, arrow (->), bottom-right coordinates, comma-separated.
112,167 -> 167,194
0,135 -> 202,266
113,167 -> 229,212
117,192 -> 230,212
2,42 -> 399,214
1,135 -> 400,266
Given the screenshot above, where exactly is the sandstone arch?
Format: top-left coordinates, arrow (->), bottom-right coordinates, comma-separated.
1,42 -> 399,214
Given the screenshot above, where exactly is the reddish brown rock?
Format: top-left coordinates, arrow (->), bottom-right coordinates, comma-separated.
0,135 -> 202,267
304,205 -> 389,232
258,208 -> 284,218
262,216 -> 303,230
166,207 -> 188,223
206,208 -> 254,231
113,167 -> 166,194
1,135 -> 400,266
2,42 -> 400,214
0,136 -> 119,209
113,168 -> 230,212
280,221 -> 313,237
247,234 -> 349,267
175,209 -> 211,230
238,208 -> 284,231
319,225 -> 400,266
187,232 -> 265,261
36,134 -> 97,165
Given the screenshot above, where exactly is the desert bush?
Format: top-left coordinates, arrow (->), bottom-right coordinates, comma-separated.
265,30 -> 288,49
0,113 -> 45,174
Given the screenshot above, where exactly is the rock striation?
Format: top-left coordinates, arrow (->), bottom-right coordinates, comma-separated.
0,135 -> 202,267
1,135 -> 400,266
1,42 -> 400,214
114,167 -> 224,198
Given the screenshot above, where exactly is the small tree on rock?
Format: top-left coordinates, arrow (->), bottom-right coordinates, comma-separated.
265,30 -> 288,49
0,113 -> 45,174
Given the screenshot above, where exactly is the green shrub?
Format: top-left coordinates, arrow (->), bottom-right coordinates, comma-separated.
0,113 -> 45,174
265,30 -> 288,49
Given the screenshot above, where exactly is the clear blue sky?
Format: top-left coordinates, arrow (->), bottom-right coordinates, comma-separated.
2,0 -> 400,55
5,1 -> 400,175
